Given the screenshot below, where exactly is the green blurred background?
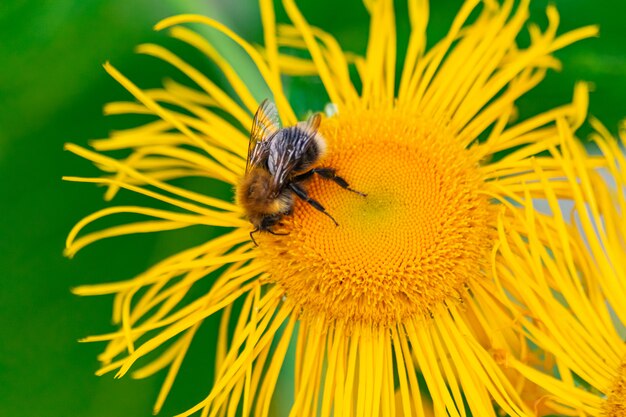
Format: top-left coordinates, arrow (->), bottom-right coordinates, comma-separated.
1,0 -> 624,416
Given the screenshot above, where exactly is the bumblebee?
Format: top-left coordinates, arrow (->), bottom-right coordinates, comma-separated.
237,99 -> 365,243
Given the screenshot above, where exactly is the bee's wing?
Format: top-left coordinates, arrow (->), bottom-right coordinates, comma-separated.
268,113 -> 322,193
246,99 -> 281,172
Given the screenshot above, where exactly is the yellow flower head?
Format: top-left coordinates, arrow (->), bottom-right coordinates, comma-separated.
260,106 -> 494,325
65,0 -> 613,416
493,118 -> 626,416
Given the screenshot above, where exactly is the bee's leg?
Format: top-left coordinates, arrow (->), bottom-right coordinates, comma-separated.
289,183 -> 339,226
267,229 -> 289,236
292,170 -> 314,181
309,167 -> 367,197
250,227 -> 288,245
249,228 -> 259,246
261,215 -> 289,236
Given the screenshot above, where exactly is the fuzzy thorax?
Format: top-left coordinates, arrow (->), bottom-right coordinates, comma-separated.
237,168 -> 293,227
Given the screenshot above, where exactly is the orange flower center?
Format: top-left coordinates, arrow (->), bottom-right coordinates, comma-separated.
258,110 -> 494,326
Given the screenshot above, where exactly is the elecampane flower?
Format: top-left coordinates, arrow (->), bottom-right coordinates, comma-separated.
493,119 -> 626,417
66,0 -> 606,415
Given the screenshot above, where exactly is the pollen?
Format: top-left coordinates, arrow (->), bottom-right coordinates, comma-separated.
259,110 -> 495,325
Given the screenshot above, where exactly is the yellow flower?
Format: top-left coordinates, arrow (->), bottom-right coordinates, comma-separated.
65,0 -> 608,415
493,119 -> 626,417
